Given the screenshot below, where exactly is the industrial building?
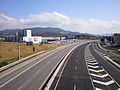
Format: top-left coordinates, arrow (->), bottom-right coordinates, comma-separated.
4,30 -> 66,44
23,30 -> 42,44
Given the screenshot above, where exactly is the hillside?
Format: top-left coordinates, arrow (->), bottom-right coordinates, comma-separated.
0,27 -> 81,36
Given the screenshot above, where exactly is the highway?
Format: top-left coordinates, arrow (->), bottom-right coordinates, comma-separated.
49,42 -> 120,90
0,41 -> 120,90
93,42 -> 120,58
89,43 -> 120,89
0,40 -> 90,90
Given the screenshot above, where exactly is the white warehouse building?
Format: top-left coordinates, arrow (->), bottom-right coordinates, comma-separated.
5,30 -> 66,44
23,30 -> 42,44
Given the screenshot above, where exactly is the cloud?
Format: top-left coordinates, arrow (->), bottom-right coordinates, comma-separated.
0,12 -> 120,34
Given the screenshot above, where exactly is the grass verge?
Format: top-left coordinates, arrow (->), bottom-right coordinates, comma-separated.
0,42 -> 63,67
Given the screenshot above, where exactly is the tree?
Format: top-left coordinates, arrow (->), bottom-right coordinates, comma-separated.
100,38 -> 105,43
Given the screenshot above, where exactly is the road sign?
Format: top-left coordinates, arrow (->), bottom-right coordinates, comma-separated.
98,64 -> 102,68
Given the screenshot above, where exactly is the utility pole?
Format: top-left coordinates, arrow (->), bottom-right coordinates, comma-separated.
18,42 -> 20,60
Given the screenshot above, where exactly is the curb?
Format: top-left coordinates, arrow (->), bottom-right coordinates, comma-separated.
0,51 -> 45,72
97,42 -> 120,56
104,56 -> 120,69
95,42 -> 120,69
97,42 -> 108,52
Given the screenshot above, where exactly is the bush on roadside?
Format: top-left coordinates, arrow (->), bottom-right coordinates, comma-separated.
0,61 -> 9,67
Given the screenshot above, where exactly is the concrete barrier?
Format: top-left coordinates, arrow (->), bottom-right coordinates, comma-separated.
97,42 -> 108,52
104,56 -> 120,68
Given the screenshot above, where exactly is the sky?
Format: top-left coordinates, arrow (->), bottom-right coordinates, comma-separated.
0,0 -> 120,34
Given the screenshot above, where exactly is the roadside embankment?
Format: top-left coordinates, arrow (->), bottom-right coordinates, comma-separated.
0,42 -> 63,67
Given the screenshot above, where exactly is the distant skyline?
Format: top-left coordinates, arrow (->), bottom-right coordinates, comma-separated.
0,0 -> 120,34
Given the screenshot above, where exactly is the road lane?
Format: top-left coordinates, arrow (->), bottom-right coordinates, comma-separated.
0,44 -> 72,90
85,44 -> 120,90
0,40 -> 92,90
89,43 -> 120,89
50,44 -> 94,90
94,42 -> 120,58
49,42 -> 120,90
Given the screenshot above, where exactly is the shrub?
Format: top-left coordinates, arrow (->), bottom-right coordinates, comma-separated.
0,61 -> 9,67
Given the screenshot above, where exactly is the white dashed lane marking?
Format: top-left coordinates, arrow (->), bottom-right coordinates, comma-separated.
74,85 -> 76,90
75,66 -> 77,70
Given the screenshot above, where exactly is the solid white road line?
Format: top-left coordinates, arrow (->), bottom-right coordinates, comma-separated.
93,79 -> 115,86
91,73 -> 109,78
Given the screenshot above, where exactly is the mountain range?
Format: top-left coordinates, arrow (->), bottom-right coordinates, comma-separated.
0,27 -> 81,37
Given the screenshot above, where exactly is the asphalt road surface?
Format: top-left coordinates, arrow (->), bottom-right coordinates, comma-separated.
50,44 -> 95,90
50,42 -> 120,90
0,41 -> 120,90
0,40 -> 90,90
94,42 -> 120,58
